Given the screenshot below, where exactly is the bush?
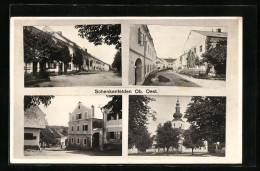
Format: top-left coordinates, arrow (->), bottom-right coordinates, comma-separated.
24,72 -> 34,81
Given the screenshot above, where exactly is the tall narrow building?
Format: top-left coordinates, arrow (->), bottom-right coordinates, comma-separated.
171,97 -> 185,130
67,102 -> 103,150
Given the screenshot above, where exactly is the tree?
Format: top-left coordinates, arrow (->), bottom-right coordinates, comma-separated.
24,26 -> 57,76
201,39 -> 227,75
24,96 -> 55,111
182,125 -> 205,155
75,24 -> 121,51
111,51 -> 121,73
184,96 -> 226,144
128,95 -> 156,149
103,95 -> 122,118
59,44 -> 72,74
134,125 -> 153,152
156,121 -> 180,156
72,47 -> 84,71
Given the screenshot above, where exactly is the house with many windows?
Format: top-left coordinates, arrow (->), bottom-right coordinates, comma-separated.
101,108 -> 122,151
129,25 -> 157,85
177,28 -> 227,73
163,58 -> 177,70
67,102 -> 103,150
24,26 -> 110,76
24,106 -> 46,150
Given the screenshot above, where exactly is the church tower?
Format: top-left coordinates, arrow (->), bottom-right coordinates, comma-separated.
172,97 -> 184,129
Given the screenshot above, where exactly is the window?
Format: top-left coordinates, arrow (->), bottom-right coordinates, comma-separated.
77,138 -> 80,144
119,113 -> 122,119
83,138 -> 87,145
71,137 -> 74,144
83,124 -> 88,131
200,45 -> 203,52
24,133 -> 36,140
194,48 -> 196,53
138,28 -> 144,45
107,132 -> 115,139
77,125 -> 80,131
76,113 -> 82,120
118,132 -> 122,140
71,126 -> 74,132
216,43 -> 220,48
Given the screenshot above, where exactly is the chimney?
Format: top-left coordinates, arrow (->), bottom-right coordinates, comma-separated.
56,31 -> 62,36
78,101 -> 81,109
91,105 -> 95,118
216,28 -> 221,33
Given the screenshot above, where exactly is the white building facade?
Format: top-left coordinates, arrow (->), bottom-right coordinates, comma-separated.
129,25 -> 157,85
177,29 -> 227,73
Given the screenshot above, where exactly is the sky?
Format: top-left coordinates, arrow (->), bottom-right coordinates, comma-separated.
148,25 -> 227,59
36,25 -> 118,65
146,96 -> 193,135
38,96 -> 112,126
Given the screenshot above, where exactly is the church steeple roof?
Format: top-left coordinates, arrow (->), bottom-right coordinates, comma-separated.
173,97 -> 184,122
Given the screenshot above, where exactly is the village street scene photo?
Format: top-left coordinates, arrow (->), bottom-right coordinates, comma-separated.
128,95 -> 226,156
24,24 -> 121,87
24,95 -> 122,156
129,24 -> 227,88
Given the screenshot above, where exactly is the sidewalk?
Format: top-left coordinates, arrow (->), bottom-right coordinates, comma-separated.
174,72 -> 226,88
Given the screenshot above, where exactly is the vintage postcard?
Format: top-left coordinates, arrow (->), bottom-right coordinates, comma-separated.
10,17 -> 242,164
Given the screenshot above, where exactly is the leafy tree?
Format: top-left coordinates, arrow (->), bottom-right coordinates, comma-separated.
24,26 -> 57,75
128,95 -> 156,149
134,125 -> 153,152
182,125 -> 205,155
24,96 -> 55,111
202,39 -> 227,75
103,95 -> 122,118
155,121 -> 180,156
184,96 -> 226,144
58,44 -> 72,74
112,51 -> 121,73
75,24 -> 121,50
72,47 -> 84,71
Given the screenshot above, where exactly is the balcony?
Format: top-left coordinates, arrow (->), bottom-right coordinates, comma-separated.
106,119 -> 122,127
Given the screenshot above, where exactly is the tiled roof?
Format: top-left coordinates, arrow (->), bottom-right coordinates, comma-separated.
50,128 -> 65,138
163,58 -> 176,63
24,106 -> 46,129
192,30 -> 227,38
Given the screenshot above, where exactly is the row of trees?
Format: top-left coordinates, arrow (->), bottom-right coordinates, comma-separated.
75,24 -> 122,73
24,27 -> 85,76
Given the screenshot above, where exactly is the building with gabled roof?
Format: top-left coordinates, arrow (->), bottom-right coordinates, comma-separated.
24,106 -> 46,150
24,25 -> 110,76
67,102 -> 103,150
177,28 -> 227,73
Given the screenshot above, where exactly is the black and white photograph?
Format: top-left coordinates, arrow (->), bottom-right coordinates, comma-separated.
129,25 -> 227,88
24,95 -> 122,156
24,24 -> 121,87
128,95 -> 226,156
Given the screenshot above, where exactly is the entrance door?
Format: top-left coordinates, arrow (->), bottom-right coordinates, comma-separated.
135,58 -> 142,85
92,133 -> 99,149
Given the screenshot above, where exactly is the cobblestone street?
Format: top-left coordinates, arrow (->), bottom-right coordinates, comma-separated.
30,71 -> 122,87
